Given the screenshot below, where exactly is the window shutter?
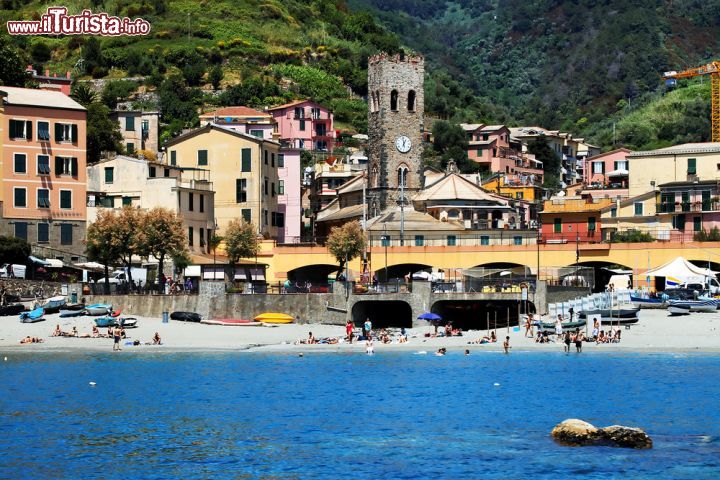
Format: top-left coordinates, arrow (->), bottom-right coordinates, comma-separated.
241,148 -> 251,172
55,157 -> 63,175
71,124 -> 78,142
236,179 -> 242,203
71,158 -> 78,176
55,123 -> 62,140
25,121 -> 32,139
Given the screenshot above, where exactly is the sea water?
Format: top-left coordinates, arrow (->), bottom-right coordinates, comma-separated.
0,351 -> 718,479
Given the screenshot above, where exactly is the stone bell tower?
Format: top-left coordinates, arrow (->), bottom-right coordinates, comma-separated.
366,53 -> 424,215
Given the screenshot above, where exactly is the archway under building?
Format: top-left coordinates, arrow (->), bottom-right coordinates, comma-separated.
287,264 -> 338,284
374,263 -> 432,283
430,300 -> 534,331
688,259 -> 720,274
576,261 -> 633,293
351,301 -> 413,328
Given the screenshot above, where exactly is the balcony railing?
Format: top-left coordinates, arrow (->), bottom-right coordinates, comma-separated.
657,202 -> 716,213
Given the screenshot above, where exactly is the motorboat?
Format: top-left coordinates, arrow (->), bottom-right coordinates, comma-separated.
579,307 -> 640,319
667,299 -> 716,313
201,319 -> 262,326
85,304 -> 112,316
667,302 -> 691,316
40,296 -> 67,314
170,311 -> 202,322
630,295 -> 664,308
59,304 -> 86,317
20,307 -> 45,323
94,316 -> 116,327
0,304 -> 26,316
538,319 -> 587,332
118,317 -> 137,328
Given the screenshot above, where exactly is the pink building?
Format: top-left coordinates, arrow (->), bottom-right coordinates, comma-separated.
462,124 -> 543,180
25,66 -> 72,96
581,148 -> 631,200
199,106 -> 275,140
268,100 -> 334,152
276,148 -> 302,243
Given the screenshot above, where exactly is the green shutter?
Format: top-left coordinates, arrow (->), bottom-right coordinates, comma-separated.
694,217 -> 702,232
554,218 -> 562,233
14,188 -> 26,207
242,209 -> 251,222
278,154 -> 284,167
71,158 -> 78,176
55,156 -> 64,175
127,143 -> 135,155
198,150 -> 208,165
241,148 -> 251,172
105,167 -> 114,183
588,217 -> 596,231
26,121 -> 31,139
55,123 -> 62,141
170,151 -> 177,166
71,124 -> 78,142
61,190 -> 72,209
688,158 -> 697,174
126,116 -> 135,131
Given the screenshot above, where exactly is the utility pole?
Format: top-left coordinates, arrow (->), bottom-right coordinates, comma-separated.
400,181 -> 405,246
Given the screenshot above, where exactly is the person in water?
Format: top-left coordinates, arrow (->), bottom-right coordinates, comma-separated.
503,336 -> 511,354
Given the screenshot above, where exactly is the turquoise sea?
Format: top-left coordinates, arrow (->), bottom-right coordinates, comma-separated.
0,351 -> 718,479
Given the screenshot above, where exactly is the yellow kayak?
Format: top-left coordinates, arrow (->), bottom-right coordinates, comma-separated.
254,312 -> 294,324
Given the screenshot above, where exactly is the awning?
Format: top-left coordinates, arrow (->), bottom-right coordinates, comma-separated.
28,255 -> 50,266
607,169 -> 629,177
45,259 -> 64,268
250,268 -> 265,281
203,266 -> 224,280
184,265 -> 201,277
234,268 -> 247,280
74,261 -> 107,272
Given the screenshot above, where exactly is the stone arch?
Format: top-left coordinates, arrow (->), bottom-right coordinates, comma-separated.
407,90 -> 416,111
351,300 -> 412,328
397,163 -> 408,187
390,89 -> 398,111
371,164 -> 379,188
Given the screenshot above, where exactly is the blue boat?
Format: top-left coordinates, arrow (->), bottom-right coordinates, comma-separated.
630,295 -> 664,308
19,307 -> 45,323
94,316 -> 117,328
85,304 -> 112,316
40,296 -> 67,314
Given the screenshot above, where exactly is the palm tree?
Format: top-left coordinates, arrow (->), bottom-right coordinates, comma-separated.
70,83 -> 98,107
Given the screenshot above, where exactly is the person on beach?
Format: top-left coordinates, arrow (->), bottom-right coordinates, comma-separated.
52,324 -> 61,337
490,331 -> 497,343
91,326 -> 100,338
345,320 -> 354,343
524,314 -> 533,337
503,336 -> 511,353
563,331 -> 571,352
365,337 -> 374,355
573,329 -> 583,352
444,323 -> 452,337
307,332 -> 316,344
153,332 -> 162,345
113,328 -> 122,351
592,319 -> 600,340
363,318 -> 372,340
555,315 -> 563,338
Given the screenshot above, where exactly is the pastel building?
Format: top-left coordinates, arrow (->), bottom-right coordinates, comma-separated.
462,124 -> 544,180
86,154 -> 215,255
0,86 -> 87,258
581,148 -> 631,200
111,110 -> 160,154
199,107 -> 275,140
268,100 -> 334,152
540,197 -> 613,243
276,147 -> 302,243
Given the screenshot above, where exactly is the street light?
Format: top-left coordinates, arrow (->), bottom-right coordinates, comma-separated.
383,223 -> 389,284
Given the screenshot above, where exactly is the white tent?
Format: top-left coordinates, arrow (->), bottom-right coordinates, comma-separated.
642,257 -> 717,283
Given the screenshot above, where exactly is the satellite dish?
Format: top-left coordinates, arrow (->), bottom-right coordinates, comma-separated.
557,191 -> 566,197
304,167 -> 313,173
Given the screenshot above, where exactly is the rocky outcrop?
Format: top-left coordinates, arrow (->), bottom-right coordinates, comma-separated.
551,419 -> 653,449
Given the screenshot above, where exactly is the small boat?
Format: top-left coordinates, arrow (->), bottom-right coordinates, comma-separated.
0,304 -> 26,316
59,304 -> 86,317
602,316 -> 640,325
579,307 -> 639,319
20,307 -> 45,323
630,295 -> 664,308
538,319 -> 587,332
668,303 -> 691,316
254,312 -> 294,324
667,299 -> 716,313
170,311 -> 202,322
85,304 -> 112,316
40,295 -> 67,314
94,316 -> 117,327
201,319 -> 262,326
118,317 -> 138,328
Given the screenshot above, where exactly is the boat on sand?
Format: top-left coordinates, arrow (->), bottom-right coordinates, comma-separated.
254,312 -> 294,324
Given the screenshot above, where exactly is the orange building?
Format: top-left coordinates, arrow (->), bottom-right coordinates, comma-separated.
539,197 -> 613,243
0,87 -> 87,258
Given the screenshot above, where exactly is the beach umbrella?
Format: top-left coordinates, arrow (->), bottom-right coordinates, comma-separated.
417,312 -> 442,321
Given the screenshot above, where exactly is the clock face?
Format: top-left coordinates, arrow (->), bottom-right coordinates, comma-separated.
395,135 -> 412,153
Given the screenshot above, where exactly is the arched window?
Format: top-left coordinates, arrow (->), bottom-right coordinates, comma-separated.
390,89 -> 398,111
370,92 -> 376,113
371,165 -> 379,188
407,90 -> 416,111
397,165 -> 408,187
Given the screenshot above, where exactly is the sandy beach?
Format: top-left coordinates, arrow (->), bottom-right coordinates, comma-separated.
1,307 -> 719,354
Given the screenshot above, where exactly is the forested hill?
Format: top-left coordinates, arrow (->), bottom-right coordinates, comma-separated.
351,0 -> 720,138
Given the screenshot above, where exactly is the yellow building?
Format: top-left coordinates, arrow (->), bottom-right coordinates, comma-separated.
165,124 -> 282,238
482,175 -> 543,203
627,143 -> 720,197
599,191 -> 667,240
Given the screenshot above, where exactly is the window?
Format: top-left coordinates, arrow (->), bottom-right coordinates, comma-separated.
55,123 -> 77,142
125,116 -> 135,131
38,121 -> 50,141
170,151 -> 177,166
101,196 -> 115,208
614,160 -> 628,171
610,207 -> 617,218
37,223 -> 49,243
694,216 -> 702,232
250,130 -> 263,138
480,235 -> 489,246
55,157 -> 78,176
263,209 -> 268,226
553,218 -> 562,233
241,148 -> 252,172
688,158 -> 697,175
264,177 -> 269,195
588,217 -> 596,231
514,236 -> 523,245
37,155 -> 50,175
264,150 -> 268,165
397,166 -> 408,187
188,227 -> 194,246
198,150 -> 208,166
593,162 -> 604,174
13,153 -> 26,174
13,188 -> 26,208
390,89 -> 398,111
242,209 -> 251,223
278,180 -> 285,195
164,168 -> 169,178
104,167 -> 114,184
9,119 -> 31,139
149,166 -> 156,177
271,212 -> 277,227
142,120 -> 149,136
126,142 -> 134,155
60,190 -> 72,209
515,192 -> 524,199
236,179 -> 247,203
674,214 -> 686,230
311,107 -> 321,119
271,182 -> 276,197
14,222 -> 27,241
188,193 -> 194,211
200,228 -> 205,247
447,235 -> 457,246
37,189 -> 50,208
294,107 -> 304,119
634,202 -> 643,216
122,196 -> 132,206
299,119 -> 305,131
276,212 -> 284,228
415,235 -> 424,246
60,224 -> 73,245
200,194 -> 205,213
381,236 -> 390,247
271,153 -> 275,167
407,90 -> 416,111
278,154 -> 285,168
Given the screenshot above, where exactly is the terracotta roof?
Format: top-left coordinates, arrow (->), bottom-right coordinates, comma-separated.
199,106 -> 270,118
267,99 -> 326,111
368,209 -> 464,232
414,173 -> 509,205
541,198 -> 613,214
0,86 -> 85,111
316,203 -> 365,223
336,173 -> 365,194
586,148 -> 632,160
164,124 -> 280,147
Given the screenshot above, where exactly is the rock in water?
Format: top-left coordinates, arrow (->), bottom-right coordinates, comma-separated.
551,419 -> 652,449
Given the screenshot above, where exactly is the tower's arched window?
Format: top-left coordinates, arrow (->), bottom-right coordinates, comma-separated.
372,165 -> 379,188
390,89 -> 398,111
397,165 -> 408,187
370,92 -> 376,113
407,90 -> 416,112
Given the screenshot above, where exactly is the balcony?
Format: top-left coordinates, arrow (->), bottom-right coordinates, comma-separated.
657,201 -> 718,213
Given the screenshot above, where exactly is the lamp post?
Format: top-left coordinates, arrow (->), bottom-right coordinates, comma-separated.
383,223 -> 388,284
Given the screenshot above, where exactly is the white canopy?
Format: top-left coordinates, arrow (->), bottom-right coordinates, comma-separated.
642,257 -> 718,282
607,169 -> 629,177
45,259 -> 64,268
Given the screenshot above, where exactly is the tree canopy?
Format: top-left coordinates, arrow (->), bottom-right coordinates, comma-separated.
0,235 -> 30,265
224,219 -> 260,265
143,208 -> 188,281
326,221 -> 366,274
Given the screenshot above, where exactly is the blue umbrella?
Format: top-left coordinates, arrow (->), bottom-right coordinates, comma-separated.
417,312 -> 442,321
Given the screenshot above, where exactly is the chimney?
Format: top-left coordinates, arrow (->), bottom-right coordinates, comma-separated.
45,69 -> 49,77
66,71 -> 71,79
